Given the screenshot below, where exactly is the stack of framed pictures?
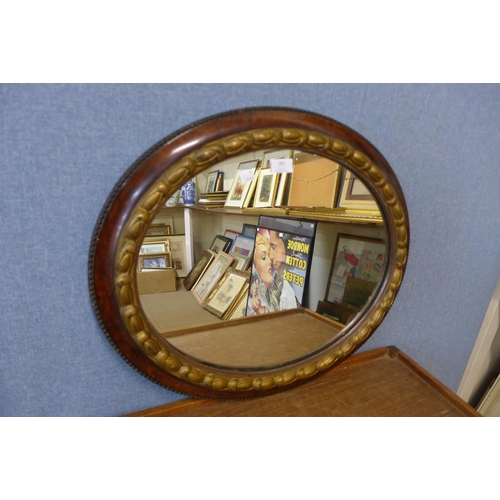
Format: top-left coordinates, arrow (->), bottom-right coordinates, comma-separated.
220,150 -> 380,212
182,223 -> 258,320
204,170 -> 224,193
142,235 -> 188,277
197,191 -> 229,207
146,213 -> 174,236
138,254 -> 172,271
138,241 -> 172,271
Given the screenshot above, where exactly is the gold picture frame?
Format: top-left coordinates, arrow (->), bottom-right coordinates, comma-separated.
253,168 -> 279,208
143,235 -> 186,277
139,242 -> 167,254
139,252 -> 172,271
191,251 -> 234,305
337,168 -> 380,210
203,268 -> 250,319
205,170 -> 219,193
224,159 -> 260,208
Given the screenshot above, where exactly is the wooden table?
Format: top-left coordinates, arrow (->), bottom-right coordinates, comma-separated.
125,346 -> 479,417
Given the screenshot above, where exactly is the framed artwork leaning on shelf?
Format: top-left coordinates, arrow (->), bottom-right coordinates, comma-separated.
146,224 -> 172,236
246,216 -> 317,316
229,252 -> 250,271
224,159 -> 260,208
337,168 -> 380,210
226,290 -> 249,320
139,242 -> 167,254
183,249 -> 215,291
253,168 -> 279,208
143,235 -> 187,277
223,229 -> 239,241
203,268 -> 250,319
242,223 -> 257,238
229,233 -> 255,258
168,235 -> 188,277
325,234 -> 386,305
288,155 -> 341,208
191,251 -> 234,305
209,234 -> 232,254
205,170 -> 219,193
139,252 -> 172,271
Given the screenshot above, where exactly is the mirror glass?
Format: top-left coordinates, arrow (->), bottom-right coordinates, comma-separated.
136,150 -> 387,370
89,107 -> 409,399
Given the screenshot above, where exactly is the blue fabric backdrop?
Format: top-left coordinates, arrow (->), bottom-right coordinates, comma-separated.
1,83 -> 499,416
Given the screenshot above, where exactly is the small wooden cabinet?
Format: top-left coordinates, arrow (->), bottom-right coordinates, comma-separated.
125,346 -> 480,417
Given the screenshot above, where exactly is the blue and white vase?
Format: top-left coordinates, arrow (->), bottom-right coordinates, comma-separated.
181,179 -> 196,206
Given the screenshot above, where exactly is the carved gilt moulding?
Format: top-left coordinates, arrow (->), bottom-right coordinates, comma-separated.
89,107 -> 409,399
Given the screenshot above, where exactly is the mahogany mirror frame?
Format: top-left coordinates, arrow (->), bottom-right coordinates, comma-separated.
88,107 -> 409,399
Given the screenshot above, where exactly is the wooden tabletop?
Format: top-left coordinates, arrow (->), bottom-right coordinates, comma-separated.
125,346 -> 480,417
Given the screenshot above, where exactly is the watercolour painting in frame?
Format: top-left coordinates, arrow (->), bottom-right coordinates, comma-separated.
183,249 -> 215,291
224,159 -> 260,208
191,251 -> 234,305
325,234 -> 386,305
139,252 -> 172,271
203,268 -> 250,318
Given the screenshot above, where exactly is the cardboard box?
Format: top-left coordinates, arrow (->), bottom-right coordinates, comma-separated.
137,269 -> 176,294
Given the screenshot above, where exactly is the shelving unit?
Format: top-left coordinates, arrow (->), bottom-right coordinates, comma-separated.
143,151 -> 388,339
151,205 -> 386,314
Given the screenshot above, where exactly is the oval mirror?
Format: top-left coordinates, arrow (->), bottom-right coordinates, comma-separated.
89,107 -> 409,399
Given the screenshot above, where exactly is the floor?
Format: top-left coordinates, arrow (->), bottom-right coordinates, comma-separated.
139,282 -> 343,370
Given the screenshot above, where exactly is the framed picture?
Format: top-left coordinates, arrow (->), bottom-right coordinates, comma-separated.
146,224 -> 171,236
226,289 -> 249,320
203,268 -> 250,319
242,166 -> 262,208
260,149 -> 293,170
316,300 -> 355,325
144,235 -> 187,277
139,242 -> 166,254
325,234 -> 386,305
205,170 -> 219,193
275,172 -> 291,206
215,171 -> 224,191
337,168 -> 379,210
168,235 -> 188,277
224,229 -> 239,241
288,155 -> 341,208
246,216 -> 317,316
183,249 -> 215,291
229,233 -> 255,257
139,252 -> 172,271
191,251 -> 234,305
224,159 -> 260,208
209,234 -> 232,254
229,251 -> 250,271
253,168 -> 279,208
242,223 -> 257,238
149,213 -> 174,233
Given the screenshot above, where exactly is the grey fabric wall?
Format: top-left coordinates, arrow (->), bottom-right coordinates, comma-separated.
1,83 -> 499,416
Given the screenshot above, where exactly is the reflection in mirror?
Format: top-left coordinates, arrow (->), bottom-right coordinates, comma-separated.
136,150 -> 386,370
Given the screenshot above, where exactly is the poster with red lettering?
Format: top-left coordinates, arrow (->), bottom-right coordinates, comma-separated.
246,216 -> 317,316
